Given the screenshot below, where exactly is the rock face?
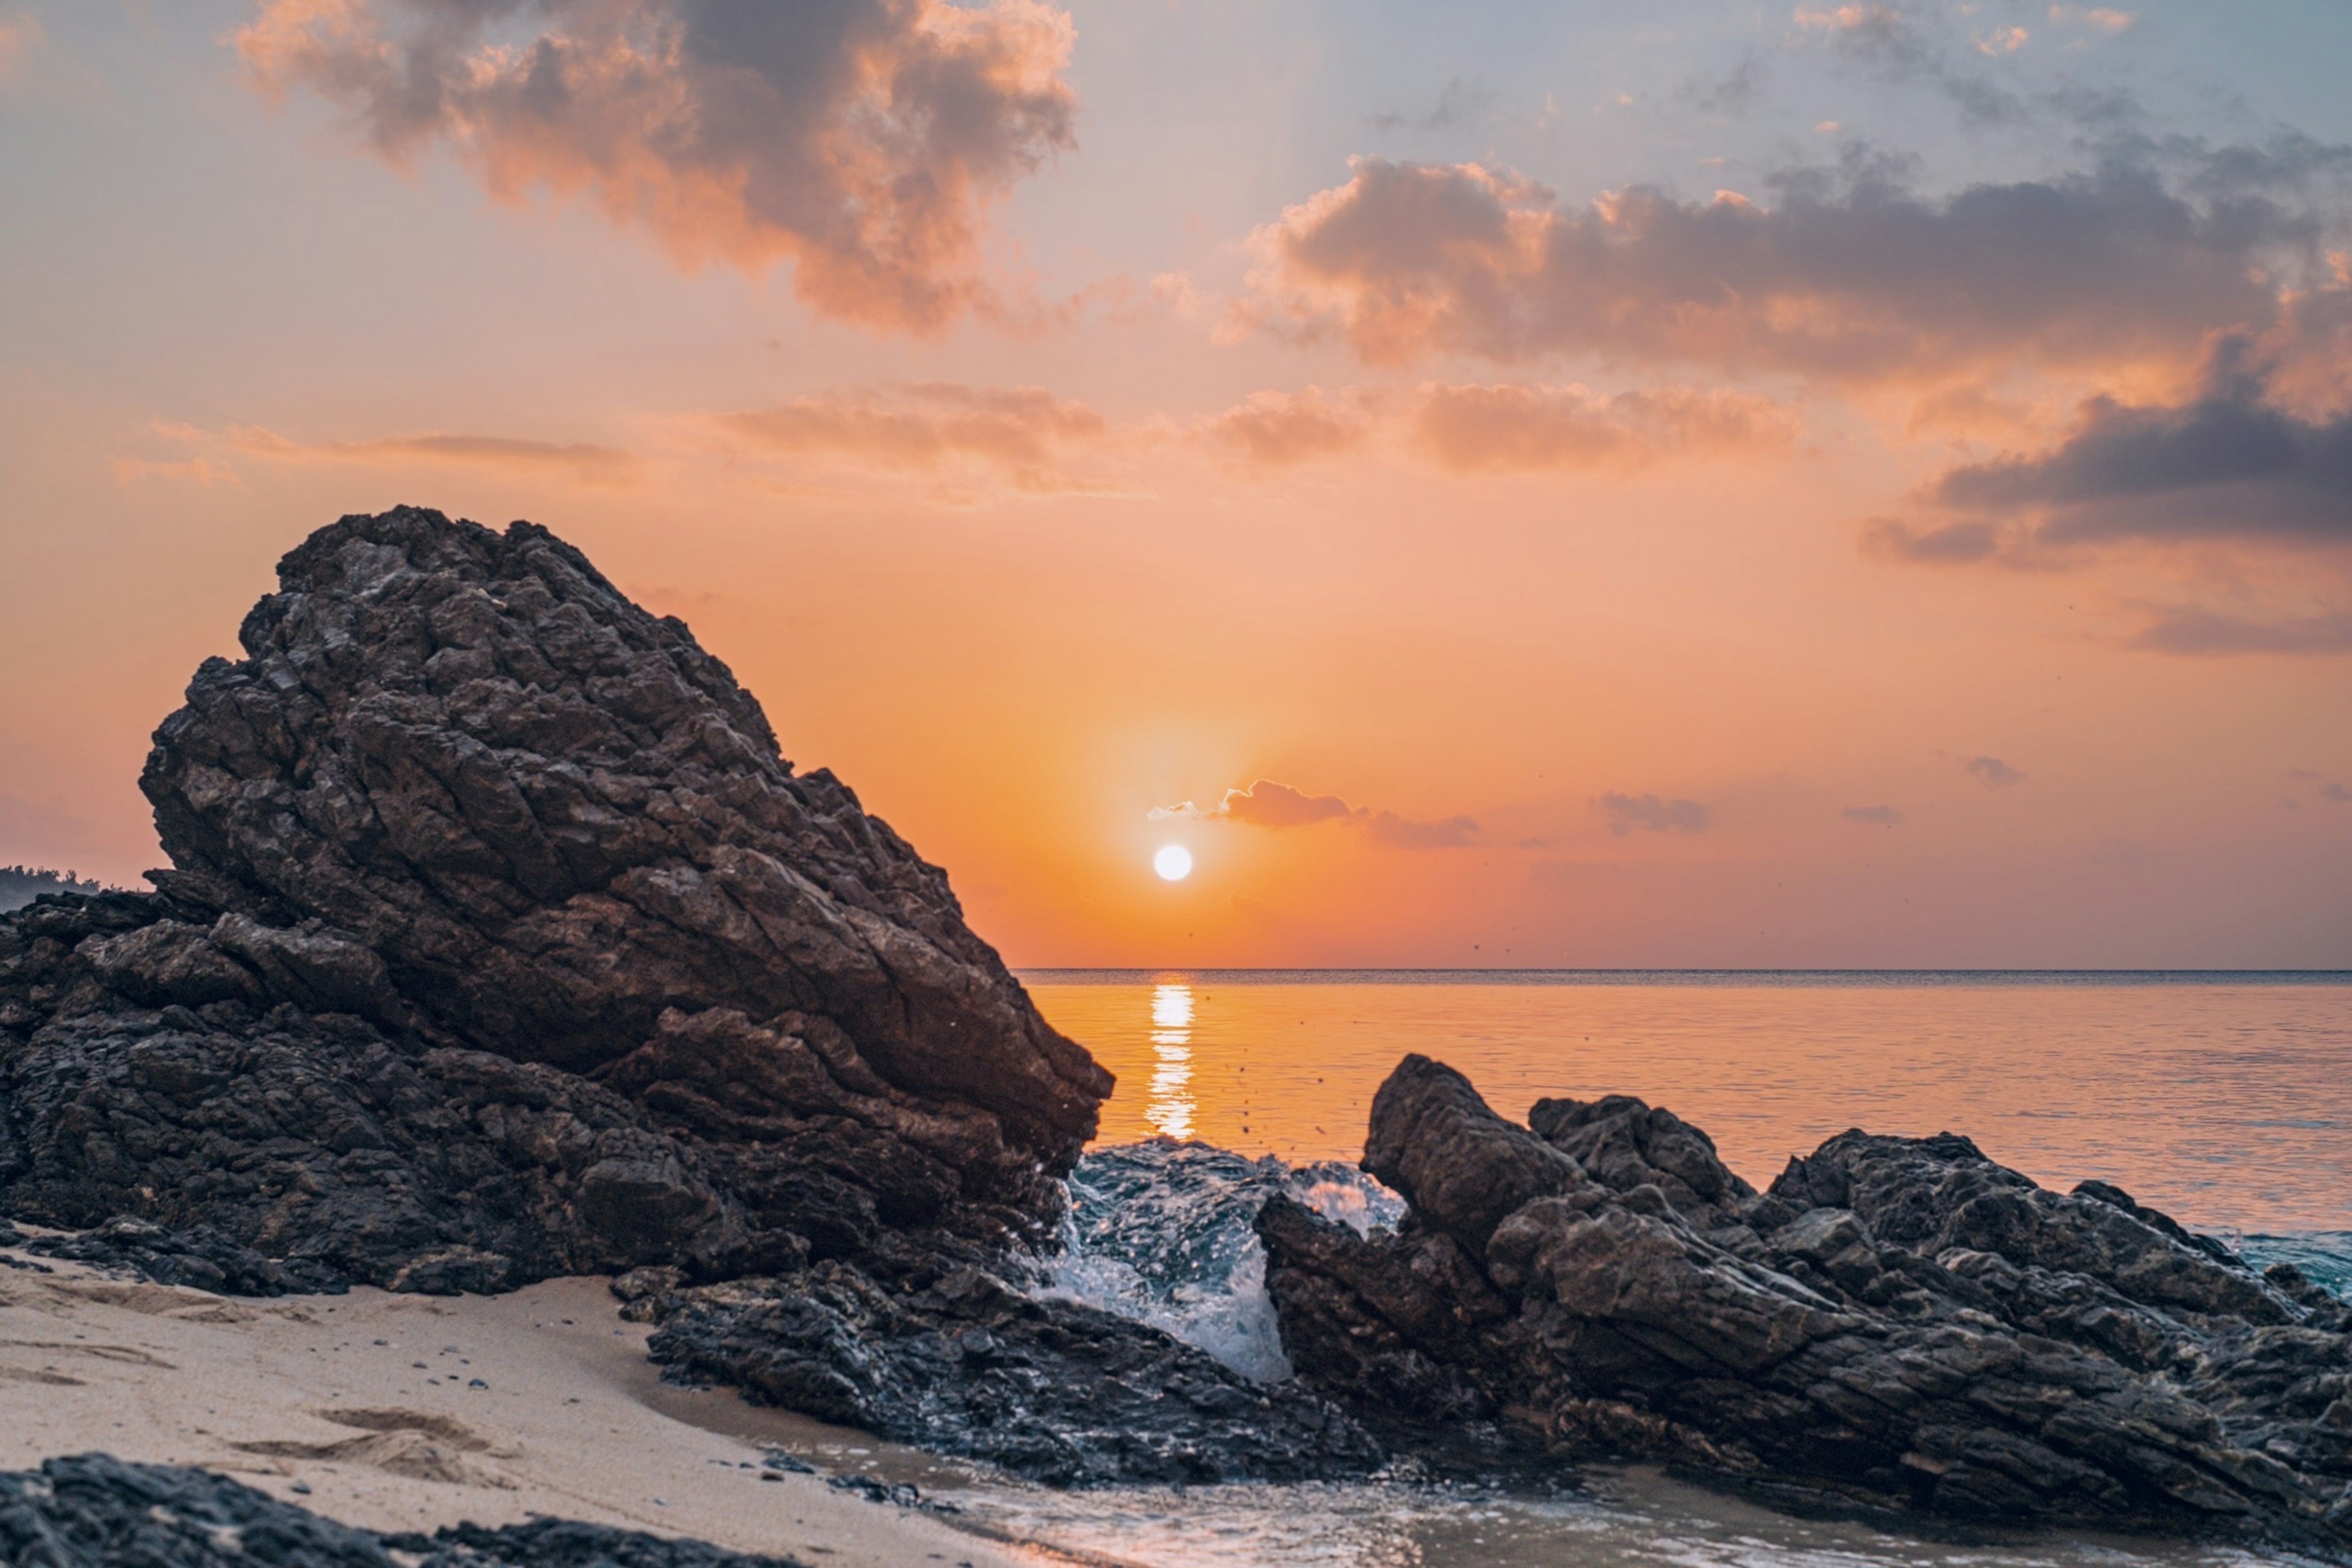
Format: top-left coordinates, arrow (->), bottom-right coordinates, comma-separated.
636,1231 -> 1387,1488
0,1452 -> 808,1566
1260,1055 -> 2352,1553
0,507 -> 1110,1292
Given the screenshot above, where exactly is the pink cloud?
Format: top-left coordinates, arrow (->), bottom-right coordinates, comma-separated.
236,0 -> 1077,331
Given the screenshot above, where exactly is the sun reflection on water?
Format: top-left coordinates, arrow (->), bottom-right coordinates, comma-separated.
1144,982 -> 1195,1140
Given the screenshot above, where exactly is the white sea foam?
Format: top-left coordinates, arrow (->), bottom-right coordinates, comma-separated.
1031,1140 -> 1403,1383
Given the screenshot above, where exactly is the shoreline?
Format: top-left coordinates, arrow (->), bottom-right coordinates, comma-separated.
0,1241 -> 1081,1568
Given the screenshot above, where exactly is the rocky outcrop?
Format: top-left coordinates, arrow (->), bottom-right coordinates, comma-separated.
0,507 -> 1110,1292
0,1452 -> 808,1566
1260,1054 -> 2352,1553
635,1231 -> 1387,1488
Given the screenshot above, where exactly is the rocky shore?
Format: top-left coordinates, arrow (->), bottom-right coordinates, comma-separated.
1257,1055 -> 2352,1552
0,1453 -> 806,1567
3,507 -> 2347,1560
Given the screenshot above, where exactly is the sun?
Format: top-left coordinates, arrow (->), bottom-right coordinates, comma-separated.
1153,844 -> 1193,881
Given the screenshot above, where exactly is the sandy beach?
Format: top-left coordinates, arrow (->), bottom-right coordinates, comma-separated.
0,1237 -> 1077,1567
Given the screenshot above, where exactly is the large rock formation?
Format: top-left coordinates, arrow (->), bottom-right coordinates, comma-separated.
1260,1055 -> 2352,1553
0,507 -> 1110,1292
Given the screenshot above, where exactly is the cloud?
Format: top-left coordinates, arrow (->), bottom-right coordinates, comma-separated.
1859,516 -> 2001,564
1362,811 -> 1479,848
1196,380 -> 1790,474
1236,153 -> 2314,382
1153,779 -> 1357,828
2128,607 -> 2352,656
1965,755 -> 2027,786
1413,383 -> 1794,472
123,421 -> 636,484
235,0 -> 1077,331
1150,778 -> 1479,848
716,383 -> 1106,488
1368,77 -> 1499,135
1202,388 -> 1370,468
1842,804 -> 1905,825
1924,337 -> 2352,548
1594,792 -> 1712,835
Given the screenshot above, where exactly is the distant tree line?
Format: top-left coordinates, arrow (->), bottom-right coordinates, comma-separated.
0,865 -> 104,914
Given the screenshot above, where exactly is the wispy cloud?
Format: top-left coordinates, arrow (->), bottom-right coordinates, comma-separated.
2129,607 -> 2352,657
235,0 -> 1077,330
1150,778 -> 1479,849
714,383 -> 1107,491
1197,380 -> 1792,473
117,421 -> 638,485
1842,804 -> 1905,825
1414,382 -> 1793,472
1965,755 -> 2027,786
1594,792 -> 1713,835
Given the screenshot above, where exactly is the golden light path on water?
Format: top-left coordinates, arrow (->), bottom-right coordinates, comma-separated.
1027,973 -> 2352,1234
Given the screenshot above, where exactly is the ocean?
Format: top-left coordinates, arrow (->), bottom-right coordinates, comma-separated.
1026,970 -> 2352,1237
870,970 -> 2352,1568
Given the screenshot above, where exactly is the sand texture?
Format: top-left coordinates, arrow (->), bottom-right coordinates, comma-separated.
0,1244 -> 1071,1567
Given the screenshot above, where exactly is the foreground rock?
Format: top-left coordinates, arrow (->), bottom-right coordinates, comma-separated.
1259,1055 -> 2352,1553
0,507 -> 1110,1294
637,1231 -> 1387,1488
0,1453 -> 805,1567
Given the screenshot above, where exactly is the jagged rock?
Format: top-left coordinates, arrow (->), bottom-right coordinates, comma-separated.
1260,1054 -> 2352,1553
641,1235 -> 1387,1488
0,1452 -> 807,1566
0,508 -> 1109,1291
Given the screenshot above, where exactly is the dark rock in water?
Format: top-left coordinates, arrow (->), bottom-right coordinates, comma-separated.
1261,1054 -> 2352,1553
0,507 -> 1109,1292
641,1235 -> 1387,1488
0,1452 -> 807,1566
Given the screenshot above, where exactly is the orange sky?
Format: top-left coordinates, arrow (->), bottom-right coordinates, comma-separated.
1,1 -> 2348,966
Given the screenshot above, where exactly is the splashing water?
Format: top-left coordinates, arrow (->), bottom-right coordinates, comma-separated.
1033,1139 -> 1403,1382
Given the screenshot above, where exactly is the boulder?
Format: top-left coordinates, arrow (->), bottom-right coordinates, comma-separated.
0,507 -> 1110,1291
1260,1054 -> 2352,1552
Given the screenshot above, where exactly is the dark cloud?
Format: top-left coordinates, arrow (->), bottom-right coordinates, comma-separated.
1965,755 -> 2027,787
236,0 -> 1077,330
1927,339 -> 2352,547
1594,792 -> 1712,835
1150,779 -> 1479,848
1842,804 -> 1905,826
2128,608 -> 2352,657
1240,153 -> 2316,382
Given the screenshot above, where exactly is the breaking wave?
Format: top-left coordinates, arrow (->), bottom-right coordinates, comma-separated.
1035,1140 -> 1402,1383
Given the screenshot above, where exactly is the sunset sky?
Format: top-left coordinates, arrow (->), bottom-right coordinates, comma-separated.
2,1 -> 2349,967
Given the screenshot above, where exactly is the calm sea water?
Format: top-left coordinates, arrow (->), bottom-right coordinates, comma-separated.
1023,971 -> 2352,1234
